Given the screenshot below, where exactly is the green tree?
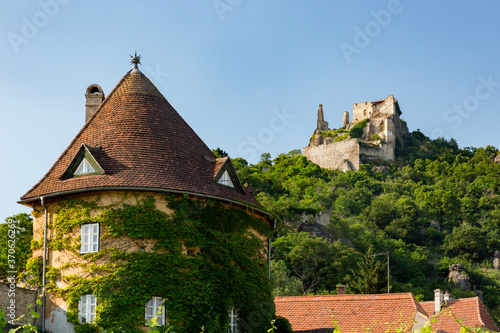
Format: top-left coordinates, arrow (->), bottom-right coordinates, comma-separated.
0,213 -> 33,280
272,232 -> 361,294
348,248 -> 387,294
271,260 -> 302,296
211,147 -> 228,158
443,225 -> 491,261
366,193 -> 399,229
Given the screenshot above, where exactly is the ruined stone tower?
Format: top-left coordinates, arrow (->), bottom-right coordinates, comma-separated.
302,95 -> 409,171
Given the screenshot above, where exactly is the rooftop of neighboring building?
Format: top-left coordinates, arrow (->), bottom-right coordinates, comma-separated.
275,293 -> 427,333
420,296 -> 499,333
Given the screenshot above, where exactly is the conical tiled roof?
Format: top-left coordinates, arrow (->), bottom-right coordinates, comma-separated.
20,69 -> 261,208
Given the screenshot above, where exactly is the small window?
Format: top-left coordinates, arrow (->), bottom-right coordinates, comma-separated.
228,307 -> 239,333
78,294 -> 96,323
75,158 -> 96,175
145,297 -> 165,326
61,144 -> 105,180
218,170 -> 234,188
81,223 -> 99,254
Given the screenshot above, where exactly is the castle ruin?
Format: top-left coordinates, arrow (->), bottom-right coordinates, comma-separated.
302,95 -> 409,171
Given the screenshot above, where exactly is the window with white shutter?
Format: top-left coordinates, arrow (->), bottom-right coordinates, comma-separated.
145,297 -> 165,326
228,307 -> 239,333
80,223 -> 99,254
78,294 -> 96,323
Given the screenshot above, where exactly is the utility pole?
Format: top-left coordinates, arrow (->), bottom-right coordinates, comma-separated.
370,251 -> 390,294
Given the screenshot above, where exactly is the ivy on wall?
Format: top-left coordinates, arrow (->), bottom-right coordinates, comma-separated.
24,194 -> 274,333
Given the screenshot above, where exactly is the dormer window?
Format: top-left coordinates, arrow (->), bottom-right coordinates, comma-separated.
214,158 -> 245,194
218,170 -> 234,188
61,144 -> 104,180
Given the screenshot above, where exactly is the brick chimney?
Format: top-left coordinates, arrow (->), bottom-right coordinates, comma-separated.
336,285 -> 346,295
85,84 -> 105,123
434,289 -> 444,314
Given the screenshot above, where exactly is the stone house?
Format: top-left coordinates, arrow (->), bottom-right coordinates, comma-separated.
17,56 -> 274,332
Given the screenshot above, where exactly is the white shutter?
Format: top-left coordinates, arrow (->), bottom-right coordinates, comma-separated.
145,298 -> 154,323
78,295 -> 87,323
81,225 -> 90,253
228,307 -> 238,333
155,297 -> 165,325
91,224 -> 99,252
88,295 -> 96,322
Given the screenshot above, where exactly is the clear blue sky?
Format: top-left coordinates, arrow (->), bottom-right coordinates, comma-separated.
1,1 -> 499,218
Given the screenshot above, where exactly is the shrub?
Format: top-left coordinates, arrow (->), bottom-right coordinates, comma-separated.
274,316 -> 293,333
348,119 -> 369,139
74,323 -> 99,333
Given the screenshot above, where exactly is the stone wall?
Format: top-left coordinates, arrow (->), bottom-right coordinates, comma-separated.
29,190 -> 179,333
27,190 -> 271,333
0,283 -> 39,326
352,95 -> 397,123
303,95 -> 409,171
302,138 -> 360,171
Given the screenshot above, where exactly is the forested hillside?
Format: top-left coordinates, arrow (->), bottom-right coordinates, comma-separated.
2,131 -> 499,326
228,130 -> 500,323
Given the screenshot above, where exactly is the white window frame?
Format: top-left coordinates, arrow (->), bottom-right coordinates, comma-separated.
145,297 -> 165,326
74,158 -> 95,175
78,294 -> 96,323
228,307 -> 239,333
80,223 -> 99,254
218,170 -> 234,188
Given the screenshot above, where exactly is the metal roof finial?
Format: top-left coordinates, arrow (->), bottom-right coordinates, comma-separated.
129,51 -> 142,73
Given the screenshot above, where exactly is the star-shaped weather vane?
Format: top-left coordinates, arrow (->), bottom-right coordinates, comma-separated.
130,51 -> 142,71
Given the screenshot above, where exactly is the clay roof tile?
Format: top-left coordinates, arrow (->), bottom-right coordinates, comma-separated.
20,70 -> 263,210
275,293 -> 427,333
420,297 -> 499,333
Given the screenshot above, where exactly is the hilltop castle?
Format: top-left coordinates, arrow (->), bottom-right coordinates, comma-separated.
302,95 -> 409,171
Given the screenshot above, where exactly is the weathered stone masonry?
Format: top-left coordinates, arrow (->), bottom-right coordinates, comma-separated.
302,95 -> 409,171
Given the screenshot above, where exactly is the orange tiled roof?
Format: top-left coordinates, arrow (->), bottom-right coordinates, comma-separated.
20,69 -> 263,209
420,297 -> 499,333
275,293 -> 427,333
